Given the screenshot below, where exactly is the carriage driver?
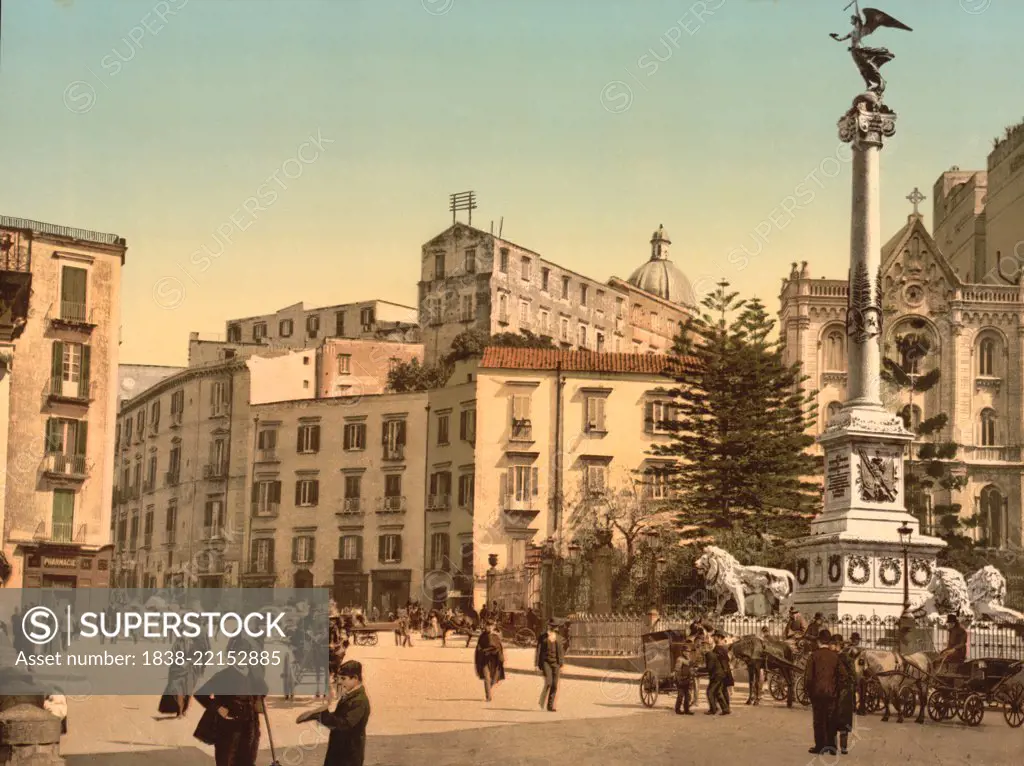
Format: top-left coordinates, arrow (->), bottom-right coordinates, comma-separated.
784,607 -> 808,651
939,614 -> 969,674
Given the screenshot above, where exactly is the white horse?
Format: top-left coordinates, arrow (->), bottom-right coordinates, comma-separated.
694,546 -> 795,617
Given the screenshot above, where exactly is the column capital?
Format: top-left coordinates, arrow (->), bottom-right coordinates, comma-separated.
838,93 -> 897,149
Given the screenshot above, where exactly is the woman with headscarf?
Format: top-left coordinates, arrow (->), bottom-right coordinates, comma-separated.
473,621 -> 506,702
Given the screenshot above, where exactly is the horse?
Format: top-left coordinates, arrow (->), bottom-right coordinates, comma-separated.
730,634 -> 799,707
440,613 -> 478,647
857,650 -> 939,724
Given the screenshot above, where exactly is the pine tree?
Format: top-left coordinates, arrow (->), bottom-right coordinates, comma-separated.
654,281 -> 819,539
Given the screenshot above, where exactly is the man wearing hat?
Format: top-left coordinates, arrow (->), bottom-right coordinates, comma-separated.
803,628 -> 849,755
831,634 -> 856,755
535,619 -> 564,712
674,640 -> 695,715
704,632 -> 731,715
313,660 -> 371,766
784,607 -> 808,653
940,614 -> 969,674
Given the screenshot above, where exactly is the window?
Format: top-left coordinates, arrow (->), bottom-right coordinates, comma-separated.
613,335 -> 621,352
980,409 -> 997,446
166,502 -> 177,545
50,341 -> 90,399
464,249 -> 476,274
511,395 -> 532,440
503,465 -> 539,504
343,474 -> 362,504
253,322 -> 267,341
210,380 -> 230,417
51,490 -> 74,543
338,354 -> 351,374
44,418 -> 87,465
521,257 -> 531,281
167,446 -> 181,485
596,332 -> 605,352
297,423 -> 321,453
135,409 -> 146,440
343,422 -> 366,450
279,319 -> 293,337
292,536 -> 315,565
499,248 -> 509,273
306,315 -> 320,338
378,534 -> 402,564
979,338 -> 995,376
585,395 -> 607,432
150,401 -> 160,434
541,268 -> 550,292
252,480 -> 281,515
434,252 -> 446,280
295,478 -> 320,507
824,329 -> 846,372
129,511 -> 139,552
580,284 -> 588,307
335,311 -> 346,336
339,535 -> 361,560
382,419 -> 406,459
143,509 -> 154,548
458,473 -> 474,509
539,310 -> 550,333
561,276 -> 570,300
461,294 -> 474,322
584,462 -> 607,495
644,401 -> 678,434
596,290 -> 605,312
60,266 -> 88,322
170,390 -> 184,425
519,301 -> 530,327
437,413 -> 450,445
203,498 -> 224,538
578,324 -> 588,349
631,304 -> 642,325
257,429 -> 278,458
560,317 -> 569,342
459,409 -> 476,442
360,307 -> 374,327
428,471 -> 452,508
980,486 -> 1005,548
498,294 -> 509,323
250,538 -> 275,574
385,473 -> 402,498
644,468 -> 670,500
430,533 -> 451,571
145,455 -> 157,492
227,324 -> 241,342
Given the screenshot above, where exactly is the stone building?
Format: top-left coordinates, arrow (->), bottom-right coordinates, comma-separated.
118,364 -> 186,407
224,300 -> 419,349
0,217 -> 124,588
417,223 -> 694,364
780,205 -> 1024,549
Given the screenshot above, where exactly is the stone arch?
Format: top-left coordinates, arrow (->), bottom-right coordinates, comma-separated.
978,407 -> 999,446
978,484 -> 1006,548
819,322 -> 847,372
973,326 -> 1009,378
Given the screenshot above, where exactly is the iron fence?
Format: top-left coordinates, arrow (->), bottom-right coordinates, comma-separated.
568,612 -> 1024,660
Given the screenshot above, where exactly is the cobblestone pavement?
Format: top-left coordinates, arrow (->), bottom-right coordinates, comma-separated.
58,641 -> 1022,765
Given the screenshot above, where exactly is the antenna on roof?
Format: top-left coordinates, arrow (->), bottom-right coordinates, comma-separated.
498,217 -> 504,239
450,191 -> 477,226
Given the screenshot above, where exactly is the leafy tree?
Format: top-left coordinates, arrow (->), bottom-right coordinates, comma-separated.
386,358 -> 451,392
445,327 -> 554,364
654,281 -> 820,540
880,320 -> 972,545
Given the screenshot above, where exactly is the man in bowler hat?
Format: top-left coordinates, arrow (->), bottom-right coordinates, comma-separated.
314,660 -> 371,766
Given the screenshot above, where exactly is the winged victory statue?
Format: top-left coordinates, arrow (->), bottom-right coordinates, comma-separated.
830,1 -> 912,99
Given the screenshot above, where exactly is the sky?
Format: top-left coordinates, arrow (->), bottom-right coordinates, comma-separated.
2,0 -> 1022,366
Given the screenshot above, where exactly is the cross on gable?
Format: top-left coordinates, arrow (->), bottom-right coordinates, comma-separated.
907,187 -> 926,216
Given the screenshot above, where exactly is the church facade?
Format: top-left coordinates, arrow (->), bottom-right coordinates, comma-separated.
780,208 -> 1024,551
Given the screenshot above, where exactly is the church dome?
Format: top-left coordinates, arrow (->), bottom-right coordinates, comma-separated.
626,224 -> 695,306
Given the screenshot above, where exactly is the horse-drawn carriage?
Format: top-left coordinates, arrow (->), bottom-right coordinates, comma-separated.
922,658 -> 1024,727
638,630 -> 703,708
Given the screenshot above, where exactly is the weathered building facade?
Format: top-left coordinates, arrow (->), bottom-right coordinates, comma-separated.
224,300 -> 419,349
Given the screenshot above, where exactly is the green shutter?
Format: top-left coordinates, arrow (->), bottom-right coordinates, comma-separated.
51,342 -> 64,388
44,418 -> 59,453
295,481 -> 302,506
73,420 -> 87,456
394,536 -> 402,563
310,480 -> 319,506
79,345 -> 91,399
61,266 -> 87,304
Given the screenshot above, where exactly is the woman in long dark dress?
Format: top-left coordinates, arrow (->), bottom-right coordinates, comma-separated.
473,621 -> 506,702
834,634 -> 857,755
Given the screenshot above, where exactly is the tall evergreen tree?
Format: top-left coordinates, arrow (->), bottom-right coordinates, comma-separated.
654,281 -> 819,539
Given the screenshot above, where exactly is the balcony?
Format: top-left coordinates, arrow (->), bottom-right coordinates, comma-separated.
510,419 -> 533,441
50,302 -> 97,332
427,494 -> 450,511
142,477 -> 156,494
164,471 -> 180,487
502,494 -> 539,512
255,449 -> 278,463
378,496 -> 406,513
382,446 -> 405,462
252,502 -> 279,518
202,526 -> 225,542
42,453 -> 88,481
169,412 -> 183,428
203,463 -> 227,480
0,238 -> 31,343
340,497 -> 363,514
45,378 -> 95,406
50,521 -> 74,544
960,445 -> 1022,463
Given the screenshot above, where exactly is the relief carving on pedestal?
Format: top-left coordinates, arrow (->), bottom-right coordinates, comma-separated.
878,557 -> 901,587
828,555 -> 842,583
856,448 -> 898,502
847,556 -> 871,585
910,559 -> 932,587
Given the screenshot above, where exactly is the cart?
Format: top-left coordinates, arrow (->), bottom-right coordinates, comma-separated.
925,658 -> 1024,727
494,610 -> 543,648
765,655 -> 811,707
638,630 -> 703,709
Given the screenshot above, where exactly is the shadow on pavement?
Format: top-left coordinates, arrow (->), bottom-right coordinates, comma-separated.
67,748 -> 213,765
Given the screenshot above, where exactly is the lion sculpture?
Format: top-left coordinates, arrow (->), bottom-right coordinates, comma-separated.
967,565 -> 1024,623
694,546 -> 795,617
909,566 -> 973,624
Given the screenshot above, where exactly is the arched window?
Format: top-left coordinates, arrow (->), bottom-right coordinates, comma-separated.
826,401 -> 842,424
898,333 -> 929,374
980,408 -> 997,446
900,404 -> 922,432
980,485 -> 1004,548
979,338 -> 996,376
824,330 -> 846,372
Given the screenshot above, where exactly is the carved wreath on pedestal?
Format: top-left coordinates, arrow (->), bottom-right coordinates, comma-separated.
910,559 -> 932,587
847,555 -> 870,585
828,555 -> 842,583
878,557 -> 901,587
795,558 -> 810,585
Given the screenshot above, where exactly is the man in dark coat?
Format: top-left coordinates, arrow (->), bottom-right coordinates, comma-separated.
193,667 -> 268,766
803,628 -> 849,755
831,634 -> 856,755
704,632 -> 730,715
474,621 -> 505,702
535,620 -> 564,712
315,660 -> 371,766
674,641 -> 695,715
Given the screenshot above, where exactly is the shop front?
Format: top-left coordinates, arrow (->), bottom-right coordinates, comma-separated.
20,543 -> 113,588
333,559 -> 368,608
370,569 -> 411,616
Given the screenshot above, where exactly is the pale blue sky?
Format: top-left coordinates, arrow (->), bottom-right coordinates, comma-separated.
2,0 -> 1021,365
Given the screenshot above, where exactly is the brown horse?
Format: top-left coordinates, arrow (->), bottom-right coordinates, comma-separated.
730,634 -> 799,707
858,650 -> 938,724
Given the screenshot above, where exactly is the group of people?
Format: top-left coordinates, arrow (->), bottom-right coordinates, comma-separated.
471,616 -> 566,711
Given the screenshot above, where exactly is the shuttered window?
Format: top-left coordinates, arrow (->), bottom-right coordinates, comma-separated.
297,424 -> 321,453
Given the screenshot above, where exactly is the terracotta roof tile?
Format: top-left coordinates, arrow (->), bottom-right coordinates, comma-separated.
478,347 -> 693,374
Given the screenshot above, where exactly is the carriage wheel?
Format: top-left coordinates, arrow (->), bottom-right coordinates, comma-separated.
794,674 -> 810,707
959,693 -> 985,727
897,686 -> 917,719
1002,685 -> 1024,728
515,628 -> 536,648
640,671 -> 659,708
767,671 -> 788,701
865,678 -> 885,713
926,690 -> 948,722
943,693 -> 960,721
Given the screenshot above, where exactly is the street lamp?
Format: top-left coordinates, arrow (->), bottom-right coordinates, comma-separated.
897,522 -> 913,612
567,542 -> 581,563
656,555 -> 667,612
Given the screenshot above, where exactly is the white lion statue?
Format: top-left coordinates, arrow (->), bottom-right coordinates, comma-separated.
694,546 -> 795,617
968,565 -> 1024,623
909,566 -> 973,624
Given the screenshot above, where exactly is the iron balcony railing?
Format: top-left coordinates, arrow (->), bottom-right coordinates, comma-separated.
51,521 -> 74,543
252,502 -> 279,517
46,378 -> 95,402
256,449 -> 278,462
379,496 -> 406,513
382,446 -> 404,461
59,302 -> 89,323
340,497 -> 362,513
511,419 -> 532,440
43,453 -> 88,478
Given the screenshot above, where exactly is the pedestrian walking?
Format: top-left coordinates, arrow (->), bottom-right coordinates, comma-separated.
845,632 -> 867,715
831,634 -> 856,755
674,641 -> 695,715
159,635 -> 203,718
803,628 -> 848,755
193,660 -> 269,765
535,620 -> 564,712
474,621 -> 505,702
704,632 -> 731,715
300,660 -> 371,766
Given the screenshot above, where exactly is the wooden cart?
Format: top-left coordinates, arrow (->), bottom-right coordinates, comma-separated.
638,630 -> 703,708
